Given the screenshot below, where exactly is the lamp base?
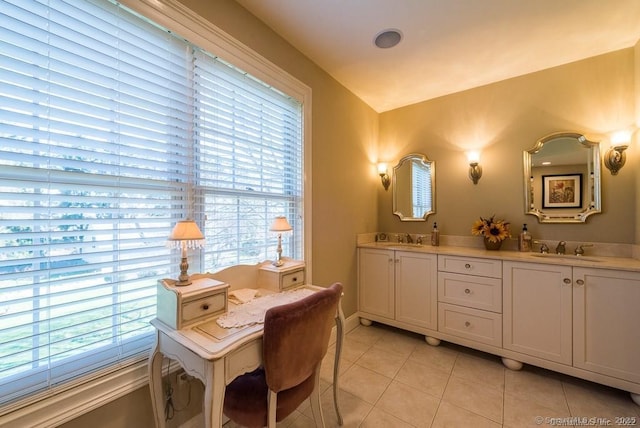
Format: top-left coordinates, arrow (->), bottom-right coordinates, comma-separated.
272,259 -> 285,267
176,256 -> 191,286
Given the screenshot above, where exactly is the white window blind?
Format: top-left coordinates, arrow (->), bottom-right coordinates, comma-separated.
412,160 -> 432,218
0,0 -> 304,408
193,50 -> 303,269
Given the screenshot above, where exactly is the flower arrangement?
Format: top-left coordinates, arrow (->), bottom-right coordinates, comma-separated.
471,215 -> 510,243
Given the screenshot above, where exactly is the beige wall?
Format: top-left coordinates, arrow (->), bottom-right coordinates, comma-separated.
379,49 -> 637,245
635,40 -> 640,245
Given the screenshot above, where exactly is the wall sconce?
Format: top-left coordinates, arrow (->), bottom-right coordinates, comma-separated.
377,162 -> 391,190
270,216 -> 292,267
604,130 -> 631,175
467,152 -> 482,184
166,220 -> 206,286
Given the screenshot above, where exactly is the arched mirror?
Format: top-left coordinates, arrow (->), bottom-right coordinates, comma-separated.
393,153 -> 435,221
523,132 -> 601,223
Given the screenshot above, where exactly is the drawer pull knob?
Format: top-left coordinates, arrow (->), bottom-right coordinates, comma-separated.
292,277 -> 297,282
575,279 -> 585,286
465,321 -> 471,327
464,288 -> 471,294
465,264 -> 471,269
202,304 -> 209,310
563,278 -> 571,284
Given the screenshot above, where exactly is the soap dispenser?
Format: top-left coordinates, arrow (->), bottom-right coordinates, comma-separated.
518,224 -> 532,252
431,222 -> 440,246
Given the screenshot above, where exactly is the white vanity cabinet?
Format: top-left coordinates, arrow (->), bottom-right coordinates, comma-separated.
503,262 -> 640,403
503,261 -> 573,365
437,255 -> 503,347
358,242 -> 640,404
358,248 -> 395,320
573,267 -> 640,384
358,248 -> 438,333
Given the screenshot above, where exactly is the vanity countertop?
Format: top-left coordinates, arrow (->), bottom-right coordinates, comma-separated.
357,242 -> 640,273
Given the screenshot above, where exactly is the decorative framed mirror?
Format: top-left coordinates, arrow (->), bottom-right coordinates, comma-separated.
392,153 -> 435,221
523,132 -> 601,223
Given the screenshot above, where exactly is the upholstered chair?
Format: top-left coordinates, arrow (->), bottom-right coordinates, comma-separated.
223,282 -> 343,428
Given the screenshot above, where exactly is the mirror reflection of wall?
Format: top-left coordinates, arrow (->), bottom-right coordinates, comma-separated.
393,154 -> 435,221
524,133 -> 600,223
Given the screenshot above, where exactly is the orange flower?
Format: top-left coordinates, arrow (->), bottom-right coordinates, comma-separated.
471,215 -> 510,243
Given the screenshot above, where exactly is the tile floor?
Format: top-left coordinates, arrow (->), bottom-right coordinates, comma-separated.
224,322 -> 640,427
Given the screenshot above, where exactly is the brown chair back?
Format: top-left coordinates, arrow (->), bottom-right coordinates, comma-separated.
262,282 -> 342,392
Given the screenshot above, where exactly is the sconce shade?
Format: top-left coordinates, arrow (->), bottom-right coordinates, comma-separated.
269,216 -> 292,232
604,147 -> 627,175
604,130 -> 631,175
377,162 -> 391,191
469,162 -> 482,184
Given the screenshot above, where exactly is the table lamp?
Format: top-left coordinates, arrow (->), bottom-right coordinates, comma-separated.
166,220 -> 205,286
269,216 -> 292,267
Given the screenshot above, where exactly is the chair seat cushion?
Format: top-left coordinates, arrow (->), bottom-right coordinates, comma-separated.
223,367 -> 315,428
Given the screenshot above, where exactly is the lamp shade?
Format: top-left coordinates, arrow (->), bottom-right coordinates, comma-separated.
167,220 -> 205,249
269,216 -> 292,233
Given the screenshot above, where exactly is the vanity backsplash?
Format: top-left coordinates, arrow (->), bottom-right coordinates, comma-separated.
357,232 -> 638,260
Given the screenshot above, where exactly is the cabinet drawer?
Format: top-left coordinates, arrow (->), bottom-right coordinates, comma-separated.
282,269 -> 305,290
438,255 -> 502,278
226,340 -> 262,384
182,291 -> 227,324
438,303 -> 502,347
438,272 -> 502,313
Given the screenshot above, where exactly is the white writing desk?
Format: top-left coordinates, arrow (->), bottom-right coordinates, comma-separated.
148,262 -> 345,428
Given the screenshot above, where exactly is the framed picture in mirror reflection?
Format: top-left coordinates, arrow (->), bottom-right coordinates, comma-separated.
542,174 -> 582,209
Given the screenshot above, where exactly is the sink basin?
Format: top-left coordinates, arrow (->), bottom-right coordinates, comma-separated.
375,242 -> 424,249
529,253 -> 602,262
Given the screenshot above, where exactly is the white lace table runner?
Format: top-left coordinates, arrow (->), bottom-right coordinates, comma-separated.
216,288 -> 315,328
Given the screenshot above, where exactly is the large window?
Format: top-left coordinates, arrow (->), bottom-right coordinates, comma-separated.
0,0 -> 304,408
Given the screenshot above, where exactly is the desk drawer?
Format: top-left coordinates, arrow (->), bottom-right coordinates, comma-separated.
438,255 -> 502,278
282,269 -> 305,290
182,292 -> 226,324
226,340 -> 262,384
438,303 -> 502,347
438,272 -> 502,313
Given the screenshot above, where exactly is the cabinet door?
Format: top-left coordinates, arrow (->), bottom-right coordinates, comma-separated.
503,261 -> 572,364
395,251 -> 438,329
358,248 -> 395,319
573,268 -> 640,383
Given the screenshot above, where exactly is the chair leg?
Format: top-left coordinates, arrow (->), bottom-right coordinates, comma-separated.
267,390 -> 278,428
309,369 -> 326,428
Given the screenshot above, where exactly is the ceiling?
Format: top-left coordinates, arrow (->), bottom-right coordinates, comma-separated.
235,0 -> 640,113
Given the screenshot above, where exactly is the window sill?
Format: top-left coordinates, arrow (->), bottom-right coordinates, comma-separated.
0,360 -> 149,428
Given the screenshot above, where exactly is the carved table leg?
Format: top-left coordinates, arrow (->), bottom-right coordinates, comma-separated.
148,332 -> 166,428
203,360 -> 226,428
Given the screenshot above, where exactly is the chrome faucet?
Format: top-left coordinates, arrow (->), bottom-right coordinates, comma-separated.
555,241 -> 566,255
574,243 -> 593,256
534,240 -> 549,253
406,233 -> 413,244
396,234 -> 404,243
416,235 -> 424,245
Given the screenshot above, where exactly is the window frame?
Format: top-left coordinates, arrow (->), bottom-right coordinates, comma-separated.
0,0 -> 312,424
